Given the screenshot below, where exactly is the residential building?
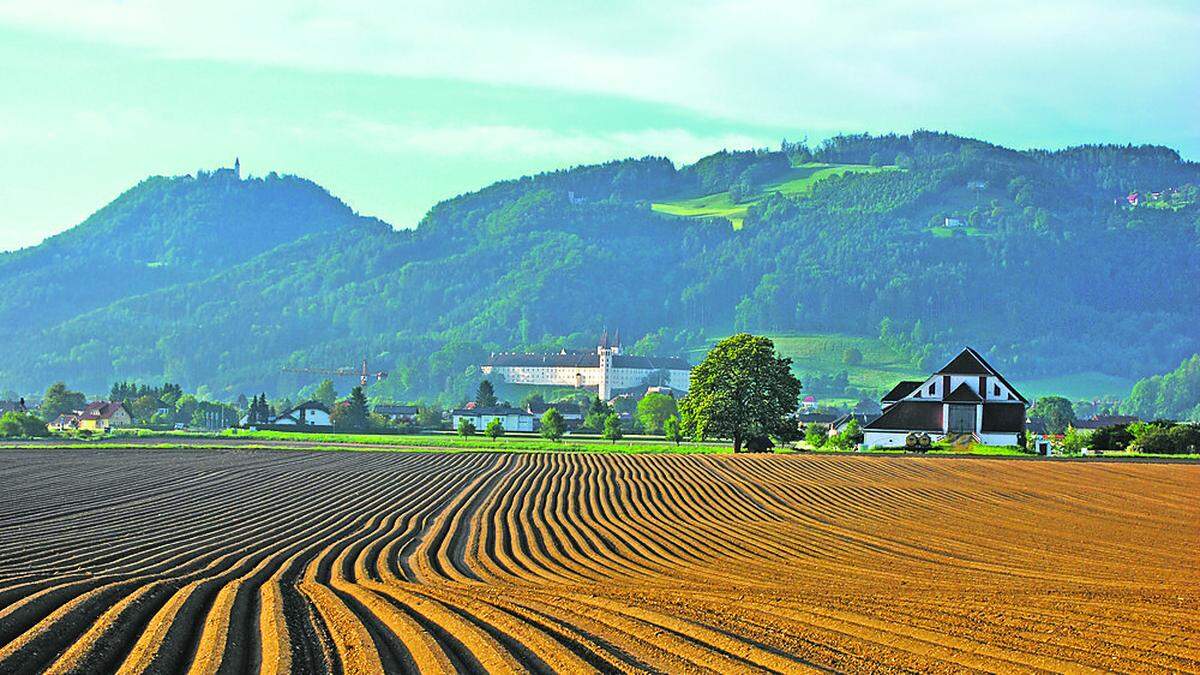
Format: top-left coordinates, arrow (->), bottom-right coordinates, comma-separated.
482,331 -> 689,401
374,404 -> 420,423
272,401 -> 331,427
526,402 -> 583,423
76,401 -> 133,431
451,406 -> 535,433
1071,414 -> 1140,431
863,347 -> 1028,447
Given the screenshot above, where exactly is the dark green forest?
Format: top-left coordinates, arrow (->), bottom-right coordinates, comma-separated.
2,132 -> 1197,409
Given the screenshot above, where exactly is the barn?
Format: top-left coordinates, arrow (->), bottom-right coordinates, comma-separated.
863,347 -> 1028,448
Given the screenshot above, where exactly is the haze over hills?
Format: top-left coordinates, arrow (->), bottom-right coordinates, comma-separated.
2,131 -> 1198,405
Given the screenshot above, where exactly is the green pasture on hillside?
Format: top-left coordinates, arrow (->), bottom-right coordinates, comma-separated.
652,163 -> 891,229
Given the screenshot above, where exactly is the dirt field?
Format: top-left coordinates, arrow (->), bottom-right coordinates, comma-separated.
0,449 -> 1196,673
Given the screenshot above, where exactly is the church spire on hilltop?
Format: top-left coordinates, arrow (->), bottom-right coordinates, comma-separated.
234,157 -> 241,180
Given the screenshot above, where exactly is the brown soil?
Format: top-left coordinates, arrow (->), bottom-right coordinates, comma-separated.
0,448 -> 1196,673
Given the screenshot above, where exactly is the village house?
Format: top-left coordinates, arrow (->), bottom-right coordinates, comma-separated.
373,404 -> 420,423
451,406 -> 535,433
75,401 -> 133,431
271,401 -> 331,427
526,401 -> 583,424
863,347 -> 1028,447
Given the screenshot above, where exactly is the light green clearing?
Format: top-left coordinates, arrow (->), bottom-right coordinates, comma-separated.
735,332 -> 922,394
651,163 -> 891,229
928,226 -> 990,238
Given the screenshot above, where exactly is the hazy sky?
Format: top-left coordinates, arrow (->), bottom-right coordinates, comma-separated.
1,1 -> 1197,251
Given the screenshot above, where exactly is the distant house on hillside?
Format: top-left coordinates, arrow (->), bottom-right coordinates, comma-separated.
272,401 -> 331,427
374,404 -> 420,423
944,216 -> 967,228
829,413 -> 876,437
863,348 -> 1028,447
451,406 -> 534,432
76,401 -> 133,431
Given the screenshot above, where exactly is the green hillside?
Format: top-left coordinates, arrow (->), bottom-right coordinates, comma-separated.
652,162 -> 889,228
1,131 -> 1198,408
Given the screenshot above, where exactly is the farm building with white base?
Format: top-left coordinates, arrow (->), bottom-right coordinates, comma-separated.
863,347 -> 1028,448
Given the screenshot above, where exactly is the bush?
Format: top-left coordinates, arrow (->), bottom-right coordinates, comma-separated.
456,418 -> 476,437
0,412 -> 50,438
1090,424 -> 1133,450
842,347 -> 863,366
805,422 -> 828,448
1129,421 -> 1200,454
485,417 -> 505,439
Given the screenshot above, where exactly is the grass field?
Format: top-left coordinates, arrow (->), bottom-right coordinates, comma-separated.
693,332 -> 923,396
652,162 -> 890,229
1,448 -> 1195,672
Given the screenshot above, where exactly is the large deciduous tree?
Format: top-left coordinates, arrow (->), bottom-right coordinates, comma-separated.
540,407 -> 565,441
1028,396 -> 1076,435
679,333 -> 802,453
636,393 -> 678,434
39,382 -> 86,422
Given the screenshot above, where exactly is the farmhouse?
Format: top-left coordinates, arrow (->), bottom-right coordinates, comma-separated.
272,401 -> 331,427
76,401 -> 133,431
482,332 -> 689,400
451,406 -> 535,433
863,347 -> 1028,447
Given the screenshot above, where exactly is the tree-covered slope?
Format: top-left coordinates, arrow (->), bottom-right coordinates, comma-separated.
0,169 -> 359,334
3,132 -> 1198,405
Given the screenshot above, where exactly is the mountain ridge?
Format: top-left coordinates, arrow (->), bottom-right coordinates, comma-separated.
3,131 -> 1198,404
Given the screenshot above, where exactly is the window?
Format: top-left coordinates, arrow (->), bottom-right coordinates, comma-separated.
993,384 -> 1000,397
928,383 -> 935,395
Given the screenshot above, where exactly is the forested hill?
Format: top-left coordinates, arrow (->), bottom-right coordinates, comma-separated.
2,132 -> 1198,405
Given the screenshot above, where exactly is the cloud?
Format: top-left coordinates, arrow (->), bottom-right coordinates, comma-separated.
2,0 -> 1195,148
328,113 -> 769,165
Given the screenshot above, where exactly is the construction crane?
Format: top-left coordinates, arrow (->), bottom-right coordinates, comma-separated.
281,359 -> 389,386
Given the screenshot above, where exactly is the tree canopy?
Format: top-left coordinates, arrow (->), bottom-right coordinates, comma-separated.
679,333 -> 802,452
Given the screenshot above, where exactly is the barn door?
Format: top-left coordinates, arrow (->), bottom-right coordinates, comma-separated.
948,405 -> 976,433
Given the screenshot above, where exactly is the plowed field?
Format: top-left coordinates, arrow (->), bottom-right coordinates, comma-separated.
1,448 -> 1196,673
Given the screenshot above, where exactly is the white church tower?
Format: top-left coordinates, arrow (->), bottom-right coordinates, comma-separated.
597,330 -> 617,400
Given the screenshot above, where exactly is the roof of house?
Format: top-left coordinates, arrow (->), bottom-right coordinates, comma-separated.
374,404 -> 419,415
944,382 -> 983,403
274,400 -> 330,421
863,401 -> 944,432
451,406 -> 532,417
527,402 -> 581,415
881,381 -> 922,403
934,347 -> 1028,404
79,401 -> 128,421
981,403 -> 1026,433
797,412 -> 838,424
831,412 -> 878,430
936,347 -> 994,375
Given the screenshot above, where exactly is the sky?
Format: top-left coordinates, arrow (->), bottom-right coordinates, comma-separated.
0,1 -> 1197,251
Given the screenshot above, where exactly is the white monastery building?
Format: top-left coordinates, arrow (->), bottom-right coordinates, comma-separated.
863,347 -> 1028,447
481,332 -> 690,400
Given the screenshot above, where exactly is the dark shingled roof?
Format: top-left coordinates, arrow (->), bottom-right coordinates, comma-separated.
374,404 -> 419,416
611,354 -> 689,370
451,406 -> 532,417
936,347 -> 993,375
944,382 -> 983,403
881,380 -> 923,403
864,401 -> 944,432
981,403 -> 1026,433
